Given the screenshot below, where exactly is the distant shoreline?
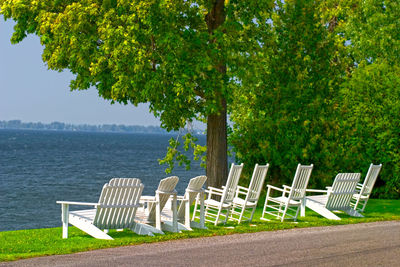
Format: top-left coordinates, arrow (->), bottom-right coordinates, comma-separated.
0,120 -> 204,135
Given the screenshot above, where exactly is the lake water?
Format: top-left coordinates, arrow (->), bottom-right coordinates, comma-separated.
0,129 -> 207,231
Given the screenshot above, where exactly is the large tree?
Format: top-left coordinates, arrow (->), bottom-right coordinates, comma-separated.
0,0 -> 274,187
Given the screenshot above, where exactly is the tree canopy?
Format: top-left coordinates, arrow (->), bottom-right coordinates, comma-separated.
0,0 -> 275,187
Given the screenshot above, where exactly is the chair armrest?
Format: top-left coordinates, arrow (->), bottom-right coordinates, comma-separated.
266,184 -> 285,192
206,187 -> 224,197
207,186 -> 224,193
140,196 -> 156,201
236,185 -> 249,192
305,189 -> 328,193
234,185 -> 249,197
139,196 -> 158,207
56,201 -> 98,207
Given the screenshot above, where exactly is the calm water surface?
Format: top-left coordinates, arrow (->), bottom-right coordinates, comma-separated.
0,129 -> 206,231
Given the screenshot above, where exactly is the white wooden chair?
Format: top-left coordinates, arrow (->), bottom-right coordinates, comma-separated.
178,175 -> 207,230
134,176 -> 179,236
194,163 -> 244,225
261,164 -> 313,222
163,175 -> 208,231
350,163 -> 382,212
229,164 -> 269,223
57,178 -> 144,240
303,173 -> 363,220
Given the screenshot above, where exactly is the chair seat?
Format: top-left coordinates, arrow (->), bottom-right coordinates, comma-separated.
69,209 -> 96,222
205,199 -> 231,209
306,195 -> 328,205
232,197 -> 257,207
267,196 -> 301,206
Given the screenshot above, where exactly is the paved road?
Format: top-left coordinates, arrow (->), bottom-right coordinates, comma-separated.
2,221 -> 400,267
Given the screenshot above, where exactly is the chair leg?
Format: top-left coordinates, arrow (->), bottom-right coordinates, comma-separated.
361,198 -> 369,212
278,203 -> 284,220
192,195 -> 199,221
294,206 -> 300,221
249,206 -> 256,222
300,198 -> 306,217
224,208 -> 231,224
215,208 -> 222,225
238,206 -> 246,224
171,194 -> 178,232
261,193 -> 270,219
199,191 -> 205,228
353,196 -> 361,211
280,205 -> 289,222
61,203 -> 69,239
155,193 -> 161,231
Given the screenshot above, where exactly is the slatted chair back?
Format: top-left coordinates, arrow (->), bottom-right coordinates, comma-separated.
177,175 -> 207,220
326,173 -> 360,210
93,178 -> 144,230
246,164 -> 269,202
148,176 -> 179,222
288,164 -> 314,201
221,163 -> 244,204
360,164 -> 382,196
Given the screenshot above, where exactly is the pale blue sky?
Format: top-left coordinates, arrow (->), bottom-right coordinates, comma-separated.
0,17 -> 161,126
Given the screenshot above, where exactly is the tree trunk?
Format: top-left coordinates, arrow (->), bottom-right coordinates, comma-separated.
206,99 -> 228,188
205,0 -> 228,188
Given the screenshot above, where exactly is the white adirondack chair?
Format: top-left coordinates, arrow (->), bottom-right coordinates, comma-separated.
229,164 -> 269,223
351,164 -> 382,212
134,176 -> 179,236
178,175 -> 207,230
194,163 -> 244,225
57,178 -> 144,240
303,173 -> 363,220
261,164 -> 313,222
162,175 -> 208,231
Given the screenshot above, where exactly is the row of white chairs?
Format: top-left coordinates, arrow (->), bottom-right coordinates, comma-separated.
195,163 -> 381,225
57,163 -> 381,239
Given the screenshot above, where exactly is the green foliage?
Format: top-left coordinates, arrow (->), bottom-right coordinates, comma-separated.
229,0 -> 400,198
158,132 -> 206,173
338,61 -> 400,198
229,0 -> 347,188
330,0 -> 400,198
342,0 -> 400,65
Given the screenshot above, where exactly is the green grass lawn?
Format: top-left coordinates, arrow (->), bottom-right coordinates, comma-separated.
1,199 -> 399,262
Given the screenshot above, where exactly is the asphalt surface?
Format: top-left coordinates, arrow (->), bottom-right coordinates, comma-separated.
2,221 -> 400,267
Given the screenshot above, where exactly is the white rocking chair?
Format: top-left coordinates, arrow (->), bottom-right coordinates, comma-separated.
194,163 -> 244,225
229,164 -> 270,223
303,173 -> 363,220
261,164 -> 313,222
57,178 -> 144,240
351,163 -> 382,212
134,176 -> 179,236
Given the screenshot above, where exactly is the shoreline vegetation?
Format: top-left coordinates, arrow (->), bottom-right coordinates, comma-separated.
1,199 -> 399,262
0,120 -> 204,135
